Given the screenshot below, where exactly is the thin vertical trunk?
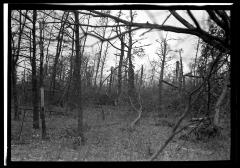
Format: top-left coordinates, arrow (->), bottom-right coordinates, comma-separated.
39,21 -> 44,93
179,50 -> 184,93
214,75 -> 229,127
99,44 -> 109,89
128,10 -> 135,100
81,15 -> 90,56
158,39 -> 167,114
194,38 -> 200,86
12,10 -> 27,120
45,23 -> 54,75
175,61 -> 179,84
39,21 -> 47,139
74,11 -> 84,144
140,65 -> 143,87
117,35 -> 124,98
124,59 -> 128,86
23,59 -> 26,105
32,10 -> 39,129
65,30 -> 75,103
150,66 -> 155,87
94,14 -> 108,88
12,62 -> 18,120
108,67 -> 114,94
94,34 -> 106,87
51,12 -> 69,97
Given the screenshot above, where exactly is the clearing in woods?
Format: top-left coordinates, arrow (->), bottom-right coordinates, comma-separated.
11,105 -> 230,161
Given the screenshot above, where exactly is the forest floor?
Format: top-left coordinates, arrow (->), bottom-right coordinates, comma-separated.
11,105 -> 230,161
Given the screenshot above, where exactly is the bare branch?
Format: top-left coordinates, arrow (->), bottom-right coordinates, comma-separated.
161,13 -> 172,25
88,10 -> 229,53
187,10 -> 201,29
207,10 -> 227,32
170,10 -> 195,29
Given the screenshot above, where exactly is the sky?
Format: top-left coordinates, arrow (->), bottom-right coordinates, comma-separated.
10,9 -> 218,82
83,10 -> 210,78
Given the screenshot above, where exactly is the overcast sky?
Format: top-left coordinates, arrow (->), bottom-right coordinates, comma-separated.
84,10 -> 210,77
10,9 -> 224,81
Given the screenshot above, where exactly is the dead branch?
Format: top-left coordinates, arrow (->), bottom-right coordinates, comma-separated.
88,10 -> 230,54
148,89 -> 202,161
148,50 -> 224,161
129,92 -> 143,129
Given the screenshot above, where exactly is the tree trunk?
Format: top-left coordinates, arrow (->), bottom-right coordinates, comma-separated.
94,15 -> 108,87
117,35 -> 124,99
194,38 -> 200,86
175,61 -> 179,85
12,10 -> 27,120
12,63 -> 19,120
178,49 -> 184,93
94,40 -> 105,88
158,39 -> 167,115
213,77 -> 229,127
45,23 -> 54,76
99,43 -> 109,90
65,29 -> 75,104
51,12 -> 69,98
108,66 -> 114,94
32,10 -> 39,129
73,11 -> 84,144
128,10 -> 135,101
140,65 -> 144,87
39,21 -> 47,139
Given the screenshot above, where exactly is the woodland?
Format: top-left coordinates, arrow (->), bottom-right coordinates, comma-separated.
10,9 -> 231,161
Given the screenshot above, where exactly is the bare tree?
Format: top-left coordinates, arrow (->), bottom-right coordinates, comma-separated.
73,10 -> 84,144
11,10 -> 27,120
93,10 -> 109,88
50,11 -> 69,98
127,10 -> 135,101
155,35 -> 174,116
38,20 -> 47,139
156,37 -> 167,116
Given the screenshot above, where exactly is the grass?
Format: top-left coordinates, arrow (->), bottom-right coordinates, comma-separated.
11,105 -> 230,161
